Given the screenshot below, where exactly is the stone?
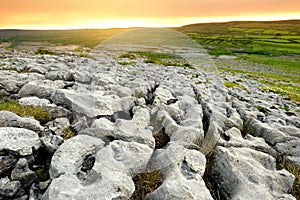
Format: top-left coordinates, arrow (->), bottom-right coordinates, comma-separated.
18,80 -> 65,99
218,127 -> 277,157
0,111 -> 44,133
0,177 -> 22,198
45,117 -> 70,137
11,158 -> 37,188
44,140 -> 141,200
132,106 -> 150,129
0,127 -> 41,156
114,119 -> 155,148
18,97 -> 50,107
153,87 -> 174,105
40,133 -> 64,154
146,143 -> 212,200
49,135 -> 105,178
211,146 -> 295,199
50,89 -> 122,118
0,155 -> 18,177
45,70 -> 74,81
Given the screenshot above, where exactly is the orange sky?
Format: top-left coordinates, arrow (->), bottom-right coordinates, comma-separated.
1,0 -> 300,29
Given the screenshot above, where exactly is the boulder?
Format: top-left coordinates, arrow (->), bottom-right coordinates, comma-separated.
0,127 -> 41,156
11,158 -> 37,188
0,111 -> 44,133
18,80 -> 65,99
211,146 -> 295,199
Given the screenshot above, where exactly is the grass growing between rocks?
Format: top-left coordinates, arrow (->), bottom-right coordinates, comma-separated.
119,53 -> 137,60
224,81 -> 249,93
62,126 -> 77,140
0,101 -> 51,124
132,51 -> 195,69
277,160 -> 300,199
220,67 -> 300,103
131,170 -> 163,199
118,61 -> 136,66
203,150 -> 224,200
35,48 -> 58,55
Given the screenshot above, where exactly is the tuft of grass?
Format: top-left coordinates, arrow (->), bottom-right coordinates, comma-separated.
259,80 -> 300,103
241,121 -> 254,138
257,105 -> 266,113
203,150 -> 224,200
131,170 -> 163,199
118,61 -> 136,65
153,129 -> 170,149
224,81 -> 249,93
62,126 -> 77,140
277,160 -> 300,199
130,70 -> 140,76
35,168 -> 50,181
119,53 -> 136,60
0,101 -> 51,124
78,53 -> 95,59
35,49 -> 58,55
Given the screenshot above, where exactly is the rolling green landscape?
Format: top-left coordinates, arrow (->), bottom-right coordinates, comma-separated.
0,20 -> 299,102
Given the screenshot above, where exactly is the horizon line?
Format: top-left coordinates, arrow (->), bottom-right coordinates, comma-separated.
0,18 -> 299,31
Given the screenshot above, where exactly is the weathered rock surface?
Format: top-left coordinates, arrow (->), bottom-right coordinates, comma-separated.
0,111 -> 44,133
0,127 -> 41,156
211,146 -> 295,200
0,45 -> 299,199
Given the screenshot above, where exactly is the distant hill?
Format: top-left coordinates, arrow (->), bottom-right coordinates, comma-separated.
176,20 -> 300,33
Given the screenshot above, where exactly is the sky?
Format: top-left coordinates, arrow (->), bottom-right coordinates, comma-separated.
1,0 -> 300,29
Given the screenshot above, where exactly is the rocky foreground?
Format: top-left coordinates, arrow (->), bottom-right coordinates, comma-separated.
0,47 -> 299,200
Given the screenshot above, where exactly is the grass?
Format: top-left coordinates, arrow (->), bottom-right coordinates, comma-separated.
118,61 -> 136,65
35,168 -> 50,181
203,150 -> 223,200
131,51 -> 194,69
131,170 -> 163,199
62,126 -> 77,140
224,81 -> 249,93
256,105 -> 267,113
119,53 -> 136,60
0,29 -> 128,48
35,49 -> 58,55
220,67 -> 300,103
277,160 -> 300,199
0,101 -> 51,124
259,80 -> 300,102
178,20 -> 300,57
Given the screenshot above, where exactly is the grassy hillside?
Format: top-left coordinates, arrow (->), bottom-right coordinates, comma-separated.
0,28 -> 128,48
176,20 -> 300,56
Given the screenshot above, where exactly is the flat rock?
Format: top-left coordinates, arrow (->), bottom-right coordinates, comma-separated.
0,111 -> 44,133
0,127 -> 41,156
211,146 -> 295,199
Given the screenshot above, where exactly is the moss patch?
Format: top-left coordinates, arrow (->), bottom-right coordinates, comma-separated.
131,170 -> 163,199
62,126 -> 77,140
224,81 -> 249,93
0,101 -> 51,124
277,159 -> 300,199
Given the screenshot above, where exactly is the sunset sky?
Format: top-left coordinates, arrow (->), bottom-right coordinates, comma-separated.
1,0 -> 300,29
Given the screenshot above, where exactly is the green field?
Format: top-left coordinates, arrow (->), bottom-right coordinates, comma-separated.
177,20 -> 300,102
0,28 -> 128,48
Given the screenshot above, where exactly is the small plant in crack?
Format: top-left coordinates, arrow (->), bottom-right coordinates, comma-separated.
62,126 -> 77,140
131,170 -> 163,199
256,105 -> 266,113
277,156 -> 300,199
153,128 -> 170,149
241,121 -> 254,138
203,150 -> 225,200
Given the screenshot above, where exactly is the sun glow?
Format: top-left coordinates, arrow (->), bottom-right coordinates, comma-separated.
1,12 -> 299,30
